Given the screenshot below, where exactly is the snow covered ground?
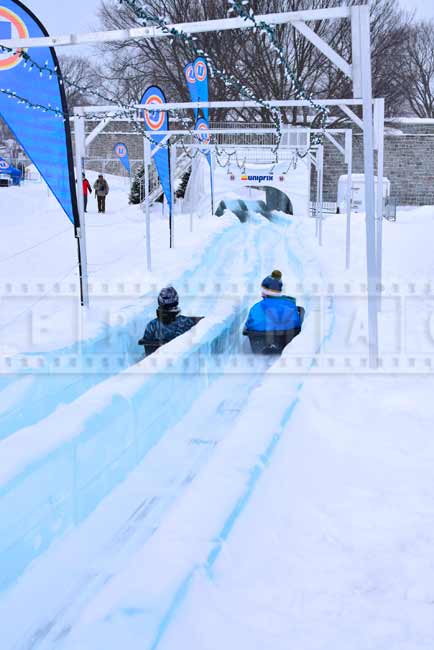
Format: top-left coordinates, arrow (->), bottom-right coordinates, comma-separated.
0,175 -> 433,649
0,172 -> 239,353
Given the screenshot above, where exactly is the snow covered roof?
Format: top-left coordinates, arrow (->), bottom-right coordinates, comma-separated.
387,117 -> 434,124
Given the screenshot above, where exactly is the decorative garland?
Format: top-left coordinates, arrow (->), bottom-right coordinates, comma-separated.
228,0 -> 329,146
0,88 -> 64,117
0,0 -> 326,157
0,43 -> 195,148
118,0 -> 284,153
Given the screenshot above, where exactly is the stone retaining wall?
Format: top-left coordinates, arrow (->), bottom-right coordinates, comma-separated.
320,121 -> 434,206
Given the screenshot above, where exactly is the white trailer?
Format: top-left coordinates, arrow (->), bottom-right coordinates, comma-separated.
338,173 -> 390,214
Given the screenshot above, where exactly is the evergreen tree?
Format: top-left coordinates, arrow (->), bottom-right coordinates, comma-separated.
129,164 -> 144,205
176,168 -> 192,199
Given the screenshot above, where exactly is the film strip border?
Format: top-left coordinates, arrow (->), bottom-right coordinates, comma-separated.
1,354 -> 433,375
1,280 -> 433,298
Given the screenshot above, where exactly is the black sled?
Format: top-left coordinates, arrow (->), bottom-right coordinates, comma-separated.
243,307 -> 305,355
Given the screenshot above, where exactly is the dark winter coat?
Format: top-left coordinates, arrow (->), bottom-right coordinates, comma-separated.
94,178 -> 109,197
245,296 -> 301,332
139,311 -> 200,355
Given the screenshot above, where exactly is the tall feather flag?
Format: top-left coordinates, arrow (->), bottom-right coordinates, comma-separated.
140,85 -> 173,243
0,0 -> 87,303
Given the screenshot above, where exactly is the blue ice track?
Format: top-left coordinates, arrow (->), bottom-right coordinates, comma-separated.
0,215 -> 295,593
0,305 -> 248,593
5,213 -> 330,650
150,296 -> 336,650
0,220 -> 253,440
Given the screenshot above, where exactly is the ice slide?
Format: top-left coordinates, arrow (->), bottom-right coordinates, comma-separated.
0,218 -> 256,440
0,215 -> 297,569
0,153 -> 310,441
0,213 -> 331,648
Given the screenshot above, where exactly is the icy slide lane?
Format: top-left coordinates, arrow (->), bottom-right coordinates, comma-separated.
0,356 -> 276,650
0,217 -> 258,440
0,213 -> 327,649
0,214 -> 288,591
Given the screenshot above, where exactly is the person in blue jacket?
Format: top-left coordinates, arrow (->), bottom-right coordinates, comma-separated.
138,286 -> 201,355
245,270 -> 302,332
244,271 -> 304,353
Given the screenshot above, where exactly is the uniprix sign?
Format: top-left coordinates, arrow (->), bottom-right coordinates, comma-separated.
241,174 -> 274,183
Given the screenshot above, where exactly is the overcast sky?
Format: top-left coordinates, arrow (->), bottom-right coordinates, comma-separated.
25,0 -> 101,36
403,0 -> 434,19
23,0 -> 434,38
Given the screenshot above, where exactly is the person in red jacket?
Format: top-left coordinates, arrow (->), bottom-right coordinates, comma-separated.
82,172 -> 92,213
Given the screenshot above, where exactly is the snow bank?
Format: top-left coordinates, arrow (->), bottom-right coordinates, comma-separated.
36,298 -> 333,650
0,218 -> 242,440
0,301 -> 248,593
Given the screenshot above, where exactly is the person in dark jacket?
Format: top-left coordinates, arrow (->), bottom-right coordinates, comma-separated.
138,287 -> 201,356
245,270 -> 302,332
82,172 -> 92,212
93,174 -> 109,213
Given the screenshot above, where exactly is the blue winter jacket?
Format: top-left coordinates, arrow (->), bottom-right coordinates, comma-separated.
245,296 -> 301,332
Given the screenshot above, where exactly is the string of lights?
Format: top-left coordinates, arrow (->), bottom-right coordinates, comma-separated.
0,88 -> 64,117
0,1 -> 326,160
0,42 -> 250,158
227,0 -> 329,147
0,42 -> 199,149
118,0 -> 284,153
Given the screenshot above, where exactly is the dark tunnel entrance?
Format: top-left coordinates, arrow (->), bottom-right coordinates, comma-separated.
215,185 -> 293,221
262,186 -> 293,215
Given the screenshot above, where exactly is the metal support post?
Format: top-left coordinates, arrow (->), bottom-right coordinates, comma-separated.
170,143 -> 176,248
375,98 -> 385,311
306,150 -> 312,219
143,137 -> 152,272
315,150 -> 320,237
345,130 -> 353,270
318,145 -> 325,246
73,108 -> 89,307
352,5 -> 379,367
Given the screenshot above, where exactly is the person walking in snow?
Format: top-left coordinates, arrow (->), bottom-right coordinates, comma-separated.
82,172 -> 92,213
138,287 -> 201,356
93,174 -> 109,213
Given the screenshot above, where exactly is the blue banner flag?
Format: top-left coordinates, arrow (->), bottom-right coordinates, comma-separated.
193,57 -> 209,122
0,18 -> 12,38
183,62 -> 199,120
0,155 -> 22,184
113,142 -> 130,174
140,85 -> 172,211
195,117 -> 211,160
0,0 -> 78,225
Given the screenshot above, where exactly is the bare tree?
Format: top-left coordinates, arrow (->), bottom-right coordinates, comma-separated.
95,0 -> 412,123
317,0 -> 412,123
97,0 -> 252,119
96,0 -> 354,123
402,20 -> 434,118
0,118 -> 11,145
58,54 -> 97,110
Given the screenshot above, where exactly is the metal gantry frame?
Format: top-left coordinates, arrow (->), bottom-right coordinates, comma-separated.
78,119 -> 349,274
1,4 -> 385,367
143,126 -> 315,270
320,128 -> 354,268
